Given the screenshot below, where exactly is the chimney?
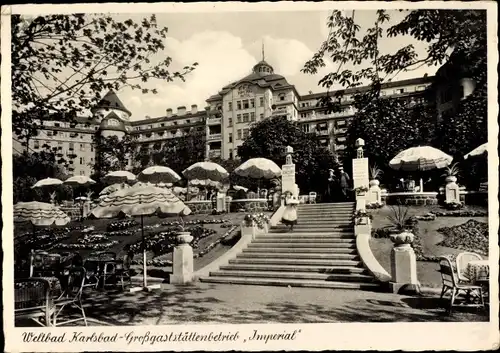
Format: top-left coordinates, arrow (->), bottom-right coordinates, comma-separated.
177,106 -> 186,115
191,104 -> 198,114
166,108 -> 173,118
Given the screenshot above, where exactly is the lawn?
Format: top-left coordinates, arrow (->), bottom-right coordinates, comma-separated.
368,204 -> 489,288
14,211 -> 267,279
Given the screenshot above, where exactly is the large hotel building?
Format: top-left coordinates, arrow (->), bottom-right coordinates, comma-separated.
13,56 -> 475,177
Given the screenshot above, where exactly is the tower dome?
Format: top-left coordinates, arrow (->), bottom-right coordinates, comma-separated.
253,41 -> 274,76
91,89 -> 132,122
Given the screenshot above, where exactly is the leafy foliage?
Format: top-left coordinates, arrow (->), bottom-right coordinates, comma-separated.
237,116 -> 339,193
12,13 -> 197,144
386,204 -> 411,231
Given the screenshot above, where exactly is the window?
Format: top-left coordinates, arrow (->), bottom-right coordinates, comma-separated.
242,100 -> 249,109
250,112 -> 255,122
54,123 -> 60,127
337,120 -> 346,127
160,123 -> 165,127
259,97 -> 264,107
416,85 -> 426,91
186,120 -> 190,124
229,149 -> 233,159
237,129 -> 242,140
90,157 -> 94,163
279,93 -> 285,101
395,88 -> 405,94
301,113 -> 307,118
80,170 -> 85,175
52,130 -> 58,136
302,125 -> 310,133
91,145 -> 94,152
259,113 -> 264,120
228,117 -> 233,127
228,133 -> 233,143
243,113 -> 249,123
34,140 -> 40,149
237,114 -> 242,123
237,101 -> 242,110
173,121 -> 178,125
69,142 -> 74,150
80,143 -> 85,151
228,102 -> 233,111
243,128 -> 249,139
250,99 -> 255,108
79,157 -> 84,165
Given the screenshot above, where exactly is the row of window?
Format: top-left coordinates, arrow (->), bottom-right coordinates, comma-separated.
133,119 -> 197,130
228,98 -> 262,111
301,120 -> 348,133
227,128 -> 250,143
33,140 -> 94,152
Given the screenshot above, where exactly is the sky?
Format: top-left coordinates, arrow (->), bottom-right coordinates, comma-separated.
98,10 -> 439,120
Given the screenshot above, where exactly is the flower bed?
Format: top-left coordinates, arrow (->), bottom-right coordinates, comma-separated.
107,219 -> 139,232
56,233 -> 119,251
352,210 -> 372,225
409,213 -> 436,222
194,225 -> 238,258
437,219 -> 488,256
160,218 -> 229,227
443,200 -> 464,210
106,229 -> 137,237
243,213 -> 270,229
16,233 -> 70,252
366,201 -> 384,209
431,210 -> 488,217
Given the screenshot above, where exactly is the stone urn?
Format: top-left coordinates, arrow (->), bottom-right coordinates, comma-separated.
445,175 -> 457,184
369,179 -> 380,187
389,230 -> 414,247
176,231 -> 193,245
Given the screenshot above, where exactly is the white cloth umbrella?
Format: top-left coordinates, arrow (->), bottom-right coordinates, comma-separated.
138,165 -> 181,184
173,186 -> 187,195
389,146 -> 453,192
92,186 -> 191,290
234,158 -> 282,179
464,143 -> 488,160
31,177 -> 63,189
64,175 -> 96,187
182,162 -> 229,182
389,146 -> 453,172
233,185 -> 248,192
99,183 -> 130,196
102,171 -> 136,184
14,201 -> 70,226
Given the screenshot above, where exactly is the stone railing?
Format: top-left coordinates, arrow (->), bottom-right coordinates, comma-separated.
229,198 -> 268,213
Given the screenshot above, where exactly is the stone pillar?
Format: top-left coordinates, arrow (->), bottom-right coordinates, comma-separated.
170,233 -> 194,284
282,146 -> 297,199
389,232 -> 420,294
445,176 -> 460,203
352,138 -> 369,203
368,180 -> 382,204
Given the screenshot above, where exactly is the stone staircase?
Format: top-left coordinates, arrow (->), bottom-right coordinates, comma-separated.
199,202 -> 381,290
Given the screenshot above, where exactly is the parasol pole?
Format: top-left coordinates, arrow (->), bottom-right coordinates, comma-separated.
420,178 -> 424,193
141,214 -> 147,288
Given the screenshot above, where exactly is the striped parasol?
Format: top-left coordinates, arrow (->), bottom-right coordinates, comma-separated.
188,179 -> 221,188
182,162 -> 229,182
99,183 -> 131,196
14,201 -> 70,226
138,165 -> 181,184
64,175 -> 96,187
389,146 -> 453,172
91,185 -> 191,290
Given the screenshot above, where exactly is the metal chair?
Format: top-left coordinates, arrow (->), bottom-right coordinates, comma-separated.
456,252 -> 483,283
438,257 -> 484,313
15,278 -> 53,326
52,267 -> 88,326
115,253 -> 133,290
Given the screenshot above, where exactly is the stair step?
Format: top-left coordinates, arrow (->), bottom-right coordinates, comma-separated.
199,276 -> 380,290
229,258 -> 362,266
297,219 -> 352,223
255,234 -> 355,240
267,230 -> 353,235
209,270 -> 374,282
243,247 -> 357,254
237,252 -> 359,260
253,239 -> 354,244
249,242 -> 355,248
292,225 -> 352,230
219,264 -> 368,273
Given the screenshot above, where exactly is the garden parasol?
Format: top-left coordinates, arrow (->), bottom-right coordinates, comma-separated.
464,143 -> 488,160
232,185 -> 248,192
138,165 -> 181,184
14,201 -> 71,276
91,185 -> 192,291
102,171 -> 136,185
389,146 -> 453,192
182,161 -> 229,182
32,177 -> 63,189
99,183 -> 131,196
234,158 -> 281,194
64,175 -> 96,187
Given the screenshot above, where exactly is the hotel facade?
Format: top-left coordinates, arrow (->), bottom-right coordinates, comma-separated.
13,57 -> 473,177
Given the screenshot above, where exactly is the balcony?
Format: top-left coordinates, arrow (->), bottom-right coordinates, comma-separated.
207,133 -> 222,141
315,129 -> 329,136
207,117 -> 222,125
208,149 -> 222,159
272,110 -> 289,117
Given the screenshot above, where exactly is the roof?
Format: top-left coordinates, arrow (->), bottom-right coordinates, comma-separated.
92,90 -> 132,116
129,109 -> 207,126
300,76 -> 435,100
99,111 -> 127,132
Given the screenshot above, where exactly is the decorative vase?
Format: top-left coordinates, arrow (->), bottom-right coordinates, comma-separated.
176,232 -> 193,244
389,230 -> 414,247
445,176 -> 457,183
369,179 -> 380,187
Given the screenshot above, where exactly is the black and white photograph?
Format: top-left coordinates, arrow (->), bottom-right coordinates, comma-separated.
2,1 -> 498,351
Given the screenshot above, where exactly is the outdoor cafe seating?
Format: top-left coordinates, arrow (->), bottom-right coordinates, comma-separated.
438,254 -> 487,314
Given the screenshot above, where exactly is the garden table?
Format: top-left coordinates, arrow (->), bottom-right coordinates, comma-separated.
466,260 -> 489,283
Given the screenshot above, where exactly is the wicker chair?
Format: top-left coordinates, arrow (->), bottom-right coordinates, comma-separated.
456,252 -> 483,283
52,267 -> 88,326
15,278 -> 53,326
438,257 -> 484,313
